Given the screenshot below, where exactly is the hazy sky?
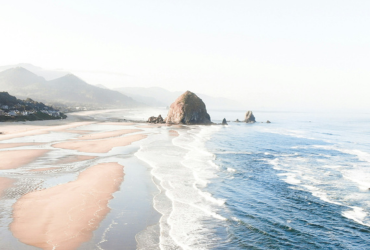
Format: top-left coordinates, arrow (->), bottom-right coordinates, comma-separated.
1,0 -> 369,111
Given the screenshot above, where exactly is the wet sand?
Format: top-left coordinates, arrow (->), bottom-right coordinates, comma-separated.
101,122 -> 136,126
0,149 -> 49,170
169,130 -> 179,137
0,110 -> 170,249
136,124 -> 165,128
0,121 -> 95,141
77,129 -> 142,140
54,155 -> 97,164
0,177 -> 15,197
61,129 -> 91,134
10,162 -> 124,250
52,134 -> 147,153
29,167 -> 59,172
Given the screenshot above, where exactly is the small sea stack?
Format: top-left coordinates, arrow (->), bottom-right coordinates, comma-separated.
222,118 -> 228,125
244,111 -> 256,123
147,115 -> 165,124
266,120 -> 271,123
165,91 -> 211,125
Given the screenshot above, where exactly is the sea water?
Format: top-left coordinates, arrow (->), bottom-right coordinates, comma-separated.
1,109 -> 370,249
137,110 -> 370,249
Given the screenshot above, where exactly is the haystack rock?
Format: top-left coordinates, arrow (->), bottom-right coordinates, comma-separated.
222,118 -> 228,125
244,111 -> 256,123
165,91 -> 211,125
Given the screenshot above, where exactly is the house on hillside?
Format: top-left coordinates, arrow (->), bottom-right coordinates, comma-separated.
0,109 -> 5,116
8,110 -> 16,116
1,105 -> 9,110
22,111 -> 29,116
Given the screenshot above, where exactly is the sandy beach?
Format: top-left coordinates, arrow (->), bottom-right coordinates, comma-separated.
0,110 -> 164,249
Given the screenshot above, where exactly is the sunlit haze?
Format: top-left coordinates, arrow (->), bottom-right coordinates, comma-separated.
1,0 -> 369,111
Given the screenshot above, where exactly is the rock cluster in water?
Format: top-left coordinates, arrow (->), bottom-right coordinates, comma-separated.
165,91 -> 211,125
147,114 -> 165,124
244,111 -> 256,123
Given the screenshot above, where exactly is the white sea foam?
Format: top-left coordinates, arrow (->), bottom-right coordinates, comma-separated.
135,125 -> 225,249
277,173 -> 301,185
270,147 -> 370,227
342,207 -> 370,227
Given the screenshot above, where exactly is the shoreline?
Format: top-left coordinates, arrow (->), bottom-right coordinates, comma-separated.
0,108 -> 220,249
0,109 -> 162,249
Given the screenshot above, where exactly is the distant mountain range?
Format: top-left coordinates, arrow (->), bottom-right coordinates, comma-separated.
0,63 -> 69,81
0,64 -> 240,110
0,67 -> 139,108
115,87 -> 240,110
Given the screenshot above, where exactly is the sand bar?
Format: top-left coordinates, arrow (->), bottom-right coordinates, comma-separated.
0,177 -> 15,198
11,162 -> 124,250
53,134 -> 147,153
0,149 -> 49,170
77,129 -> 142,140
0,142 -> 43,149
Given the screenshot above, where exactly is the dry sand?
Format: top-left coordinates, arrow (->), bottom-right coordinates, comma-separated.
0,177 -> 15,198
10,162 -> 124,250
0,150 -> 49,170
53,134 -> 147,153
77,129 -> 142,140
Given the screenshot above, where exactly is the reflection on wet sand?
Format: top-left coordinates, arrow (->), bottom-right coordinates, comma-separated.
0,149 -> 49,170
10,162 -> 124,250
77,129 -> 142,140
52,134 -> 147,153
0,122 -> 95,141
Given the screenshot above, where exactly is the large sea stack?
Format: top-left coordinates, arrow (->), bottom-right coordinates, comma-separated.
165,91 -> 211,125
244,111 -> 256,123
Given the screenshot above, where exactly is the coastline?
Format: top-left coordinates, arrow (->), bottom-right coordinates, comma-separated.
0,109 -> 163,249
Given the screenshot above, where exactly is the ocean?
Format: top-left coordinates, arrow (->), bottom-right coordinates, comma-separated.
1,109 -> 369,249
136,110 -> 370,249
